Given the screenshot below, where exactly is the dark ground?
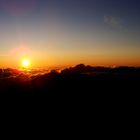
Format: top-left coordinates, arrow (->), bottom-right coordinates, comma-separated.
0,64 -> 140,100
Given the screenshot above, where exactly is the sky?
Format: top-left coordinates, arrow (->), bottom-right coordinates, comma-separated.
0,0 -> 140,68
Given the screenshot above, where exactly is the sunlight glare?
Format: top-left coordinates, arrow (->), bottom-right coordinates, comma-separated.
22,59 -> 30,68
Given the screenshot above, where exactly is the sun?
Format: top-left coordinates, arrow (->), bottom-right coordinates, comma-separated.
22,59 -> 30,68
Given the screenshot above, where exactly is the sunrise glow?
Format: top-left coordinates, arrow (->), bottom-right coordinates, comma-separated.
0,0 -> 140,68
22,59 -> 30,68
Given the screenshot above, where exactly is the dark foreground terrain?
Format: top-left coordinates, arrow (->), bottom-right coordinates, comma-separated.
0,64 -> 140,100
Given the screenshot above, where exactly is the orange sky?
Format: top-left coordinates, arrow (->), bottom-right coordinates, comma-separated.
0,0 -> 140,68
0,44 -> 140,68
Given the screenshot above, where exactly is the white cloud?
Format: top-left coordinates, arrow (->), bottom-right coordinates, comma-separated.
104,15 -> 122,28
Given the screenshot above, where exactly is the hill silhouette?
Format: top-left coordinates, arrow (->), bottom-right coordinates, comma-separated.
0,64 -> 140,99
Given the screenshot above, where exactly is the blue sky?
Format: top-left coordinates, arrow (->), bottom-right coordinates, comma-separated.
0,0 -> 140,67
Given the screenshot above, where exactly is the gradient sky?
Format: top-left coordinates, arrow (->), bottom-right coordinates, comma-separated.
0,0 -> 140,68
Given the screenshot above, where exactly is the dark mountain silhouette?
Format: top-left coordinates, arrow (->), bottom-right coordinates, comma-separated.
0,64 -> 140,99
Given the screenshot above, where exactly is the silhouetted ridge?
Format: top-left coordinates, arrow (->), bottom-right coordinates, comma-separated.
0,64 -> 140,96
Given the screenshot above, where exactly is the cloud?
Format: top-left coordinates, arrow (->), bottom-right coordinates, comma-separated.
104,15 -> 122,28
